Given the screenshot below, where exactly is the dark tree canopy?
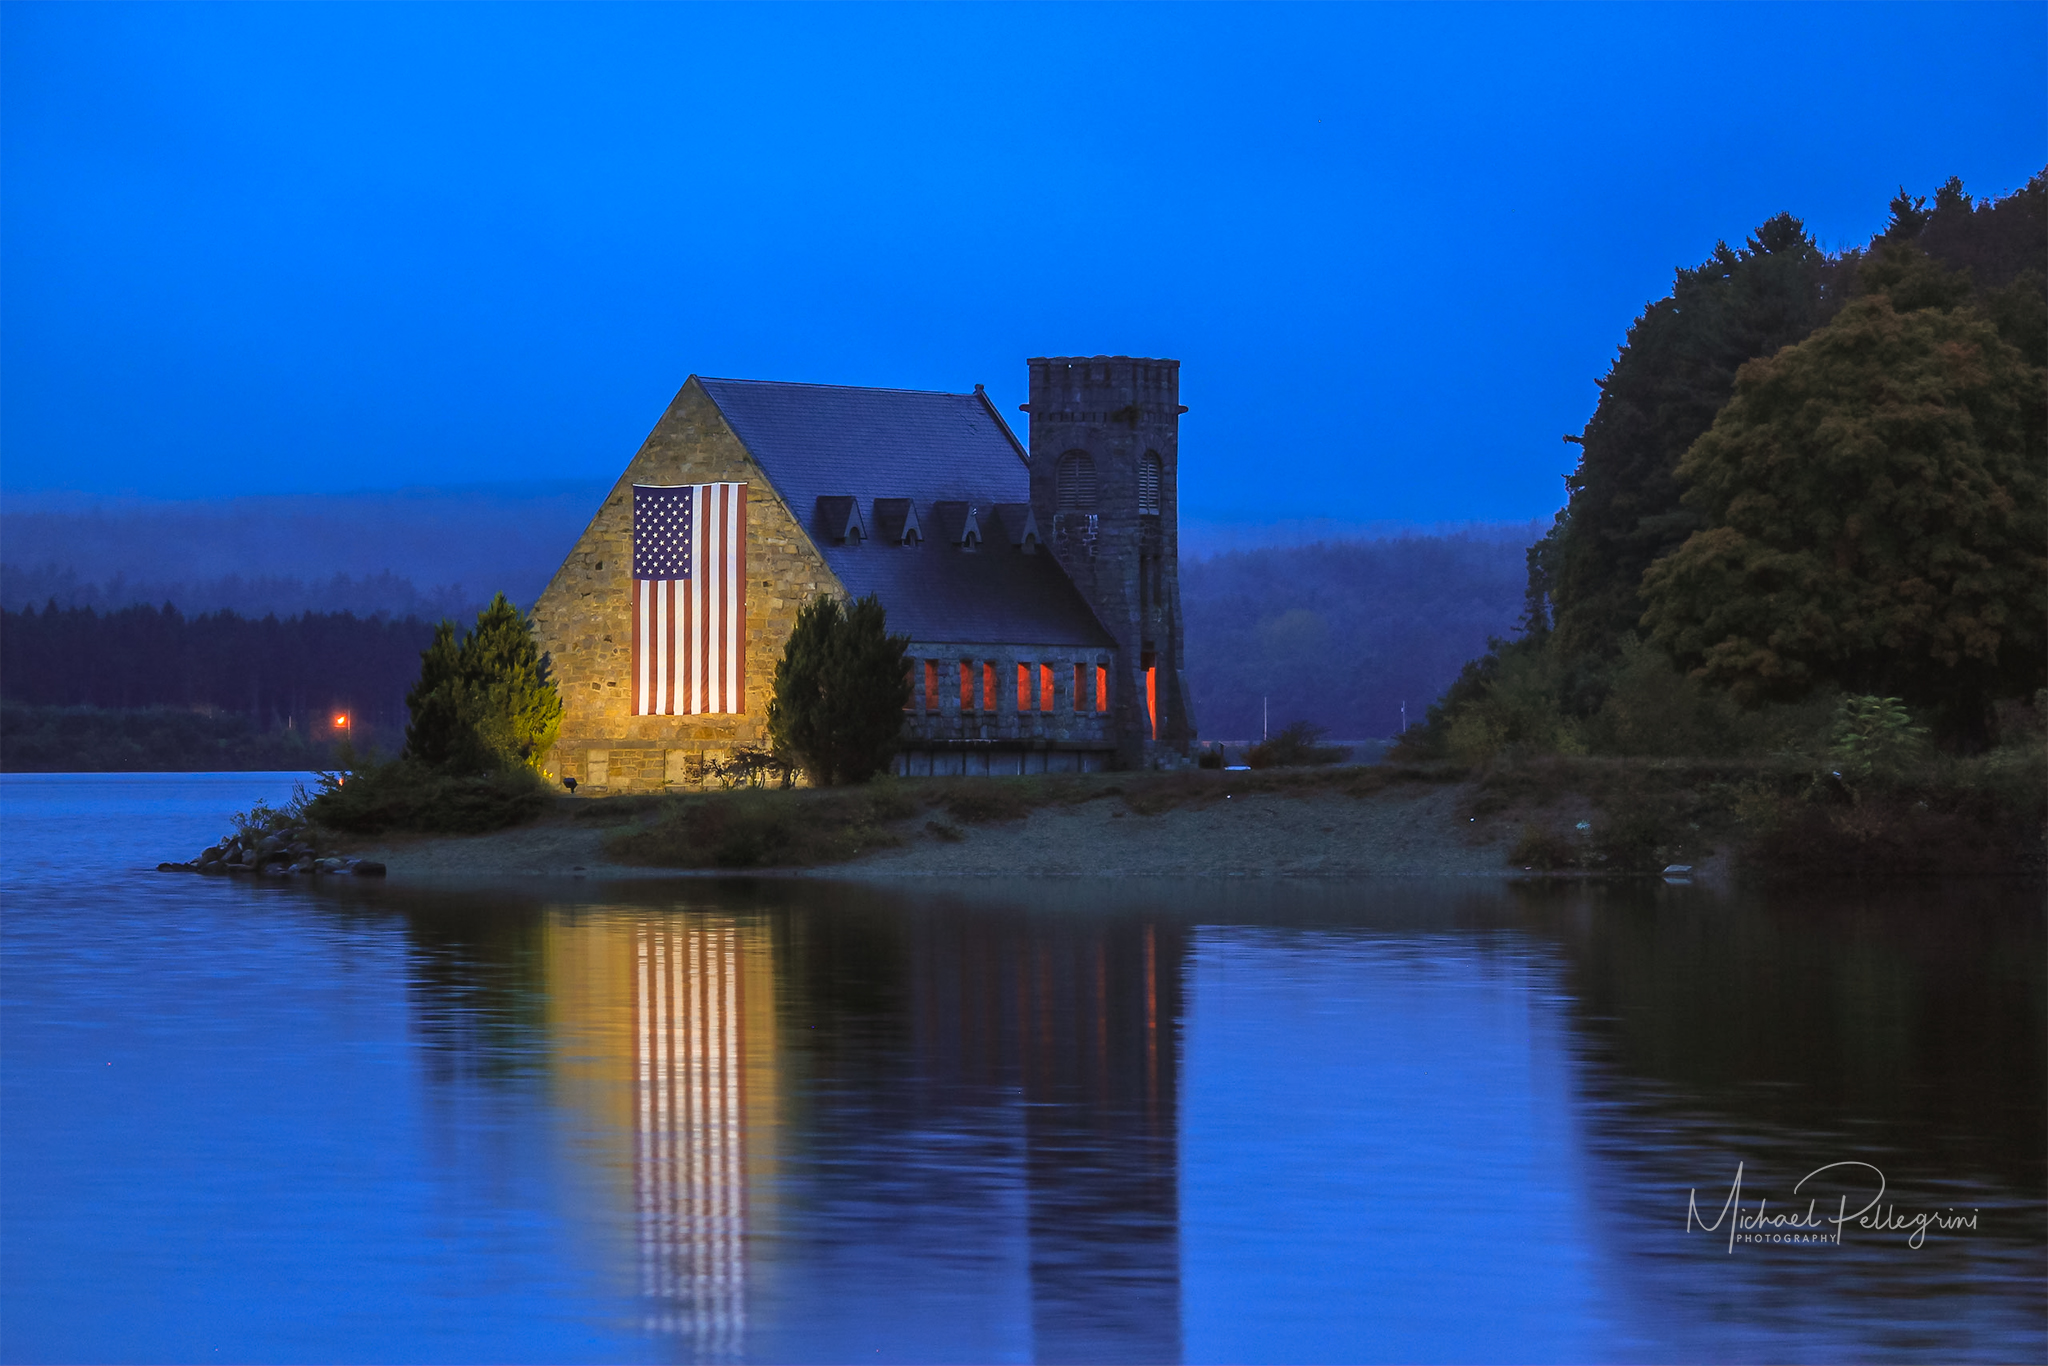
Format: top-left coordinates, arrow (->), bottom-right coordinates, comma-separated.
1531,213 -> 1845,665
1411,169 -> 2047,761
1640,296 -> 2045,723
767,593 -> 911,786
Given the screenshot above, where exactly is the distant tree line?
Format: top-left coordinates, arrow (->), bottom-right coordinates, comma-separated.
0,703 -> 355,773
0,563 -> 485,621
1,601 -> 437,732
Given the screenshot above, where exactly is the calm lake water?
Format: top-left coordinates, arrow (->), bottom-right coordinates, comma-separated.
2,773 -> 2042,1364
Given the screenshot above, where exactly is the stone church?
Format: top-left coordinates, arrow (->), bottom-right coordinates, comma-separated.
532,355 -> 1194,791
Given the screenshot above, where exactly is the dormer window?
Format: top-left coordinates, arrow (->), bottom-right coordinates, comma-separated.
871,498 -> 924,546
929,501 -> 982,550
1139,453 -> 1162,516
815,495 -> 866,545
988,503 -> 1041,554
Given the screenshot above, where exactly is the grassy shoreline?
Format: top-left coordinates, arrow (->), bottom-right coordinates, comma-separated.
516,752 -> 2045,881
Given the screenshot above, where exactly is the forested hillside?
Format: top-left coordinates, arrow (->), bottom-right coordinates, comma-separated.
1180,531 -> 1531,740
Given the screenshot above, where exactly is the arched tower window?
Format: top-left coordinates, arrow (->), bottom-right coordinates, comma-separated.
1057,452 -> 1097,510
1139,452 -> 1162,516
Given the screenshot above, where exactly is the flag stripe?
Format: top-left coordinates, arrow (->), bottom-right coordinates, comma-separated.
734,486 -> 747,708
655,578 -> 668,715
634,579 -> 647,715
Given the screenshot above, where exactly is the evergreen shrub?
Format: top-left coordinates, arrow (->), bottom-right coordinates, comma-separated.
767,594 -> 911,786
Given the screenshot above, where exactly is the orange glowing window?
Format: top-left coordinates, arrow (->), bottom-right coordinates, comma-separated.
1146,666 -> 1158,739
925,660 -> 939,711
959,660 -> 974,711
982,662 -> 997,712
1095,665 -> 1109,713
1039,664 -> 1054,713
1016,663 -> 1030,712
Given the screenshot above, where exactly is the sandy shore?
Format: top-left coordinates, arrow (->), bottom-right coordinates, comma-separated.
354,781 -> 1534,882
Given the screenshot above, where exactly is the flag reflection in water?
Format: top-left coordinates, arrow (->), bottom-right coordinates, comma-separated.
547,913 -> 777,1357
634,921 -> 750,1346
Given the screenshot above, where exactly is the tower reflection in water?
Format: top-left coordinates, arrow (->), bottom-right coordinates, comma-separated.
544,895 -> 1181,1362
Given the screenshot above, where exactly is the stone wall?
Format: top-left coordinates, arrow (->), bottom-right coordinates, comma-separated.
531,378 -> 843,792
900,640 -> 1119,749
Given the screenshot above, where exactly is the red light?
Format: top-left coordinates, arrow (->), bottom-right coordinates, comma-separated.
332,714 -> 348,727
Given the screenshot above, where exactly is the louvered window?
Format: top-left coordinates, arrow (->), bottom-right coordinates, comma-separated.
1139,453 -> 1162,515
1057,452 -> 1097,510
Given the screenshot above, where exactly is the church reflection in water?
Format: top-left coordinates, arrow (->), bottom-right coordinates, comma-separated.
537,895 -> 1183,1362
898,910 -> 1185,1362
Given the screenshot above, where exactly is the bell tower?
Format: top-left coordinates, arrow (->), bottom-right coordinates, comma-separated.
1024,356 -> 1195,765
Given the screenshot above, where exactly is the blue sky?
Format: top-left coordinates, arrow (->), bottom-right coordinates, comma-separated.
3,2 -> 2042,525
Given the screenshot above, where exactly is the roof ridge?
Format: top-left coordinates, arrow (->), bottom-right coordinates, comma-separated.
697,375 -> 978,400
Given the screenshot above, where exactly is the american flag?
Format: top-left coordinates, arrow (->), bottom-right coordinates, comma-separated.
633,482 -> 748,715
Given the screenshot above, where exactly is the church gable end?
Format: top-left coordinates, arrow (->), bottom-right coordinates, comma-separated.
530,377 -> 840,791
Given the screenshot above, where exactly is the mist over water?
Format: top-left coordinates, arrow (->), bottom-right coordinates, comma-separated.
0,483 -> 609,616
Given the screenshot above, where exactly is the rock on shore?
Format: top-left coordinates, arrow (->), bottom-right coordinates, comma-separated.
158,823 -> 385,879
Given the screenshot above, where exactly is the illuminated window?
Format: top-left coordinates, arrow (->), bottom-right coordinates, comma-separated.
1095,664 -> 1109,713
1146,666 -> 1158,739
1057,452 -> 1097,510
959,661 -> 973,711
1016,663 -> 1033,712
1039,664 -> 1054,713
925,660 -> 939,711
1139,453 -> 1162,515
983,662 -> 997,712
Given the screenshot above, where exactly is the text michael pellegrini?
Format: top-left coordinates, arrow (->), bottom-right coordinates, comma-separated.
1686,1161 -> 1979,1252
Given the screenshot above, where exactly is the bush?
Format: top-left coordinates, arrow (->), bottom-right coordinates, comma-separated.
1581,636 -> 1743,757
1739,746 -> 2047,878
1509,822 -> 1583,871
1827,695 -> 1929,779
1245,720 -> 1350,768
1442,646 -> 1586,764
767,594 -> 912,786
305,757 -> 552,835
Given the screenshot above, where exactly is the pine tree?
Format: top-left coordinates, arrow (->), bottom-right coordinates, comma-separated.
767,594 -> 911,786
402,595 -> 562,772
463,594 -> 563,768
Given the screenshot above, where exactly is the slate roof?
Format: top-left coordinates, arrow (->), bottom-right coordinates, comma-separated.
697,377 -> 1115,649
